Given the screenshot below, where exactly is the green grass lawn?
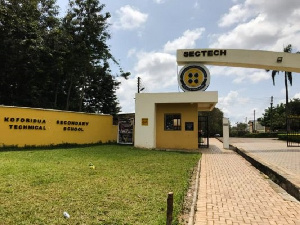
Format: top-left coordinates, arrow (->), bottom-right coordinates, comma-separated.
0,145 -> 200,225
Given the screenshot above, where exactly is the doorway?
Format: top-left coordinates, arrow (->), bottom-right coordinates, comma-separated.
198,116 -> 209,148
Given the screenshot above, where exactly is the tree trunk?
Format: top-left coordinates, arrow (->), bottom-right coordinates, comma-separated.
78,69 -> 87,112
285,72 -> 290,132
79,84 -> 85,112
53,81 -> 59,109
66,76 -> 73,111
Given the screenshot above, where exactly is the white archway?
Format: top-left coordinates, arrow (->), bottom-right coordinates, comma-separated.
177,49 -> 300,72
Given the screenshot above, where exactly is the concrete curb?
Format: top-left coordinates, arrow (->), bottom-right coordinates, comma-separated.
188,159 -> 201,225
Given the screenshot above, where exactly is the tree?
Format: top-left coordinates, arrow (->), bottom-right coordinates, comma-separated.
199,107 -> 224,136
61,0 -> 127,112
0,0 -> 41,106
258,99 -> 300,131
0,0 -> 129,114
0,0 -> 61,107
38,0 -> 66,109
289,98 -> 300,116
230,122 -> 248,137
267,44 -> 299,130
83,63 -> 121,115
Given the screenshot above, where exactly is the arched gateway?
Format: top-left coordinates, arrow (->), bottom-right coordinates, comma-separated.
177,49 -> 300,72
134,49 -> 300,150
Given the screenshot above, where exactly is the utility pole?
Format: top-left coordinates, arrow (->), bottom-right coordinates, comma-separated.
270,96 -> 273,132
253,110 -> 256,133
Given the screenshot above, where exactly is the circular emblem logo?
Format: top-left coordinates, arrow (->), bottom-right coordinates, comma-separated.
178,64 -> 210,92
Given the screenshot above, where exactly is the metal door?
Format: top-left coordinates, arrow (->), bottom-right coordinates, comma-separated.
198,116 -> 209,148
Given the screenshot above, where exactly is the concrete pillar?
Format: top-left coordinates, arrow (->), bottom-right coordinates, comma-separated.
223,118 -> 229,149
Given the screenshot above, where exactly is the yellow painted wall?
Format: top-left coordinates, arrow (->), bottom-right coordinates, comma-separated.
156,103 -> 198,150
0,106 -> 117,147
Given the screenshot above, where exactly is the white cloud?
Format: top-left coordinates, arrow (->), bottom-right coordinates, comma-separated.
194,1 -> 200,8
231,69 -> 270,84
163,28 -> 205,53
133,52 -> 177,92
213,14 -> 279,49
245,0 -> 300,24
116,51 -> 177,113
116,78 -> 137,113
127,48 -> 137,58
213,0 -> 300,50
246,70 -> 270,83
218,4 -> 251,27
219,91 -> 249,107
115,0 -> 300,114
210,67 -> 270,84
114,5 -> 148,30
117,28 -> 207,112
219,0 -> 300,28
133,28 -> 207,92
218,92 -> 270,124
153,0 -> 164,3
208,0 -> 300,93
293,93 -> 300,99
218,91 -> 250,121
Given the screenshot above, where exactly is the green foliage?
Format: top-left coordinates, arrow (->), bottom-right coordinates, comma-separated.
260,102 -> 286,131
278,133 -> 287,141
0,0 -> 129,113
199,107 -> 224,136
259,98 -> 300,131
230,122 -> 248,137
289,98 -> 300,115
244,133 -> 279,138
278,134 -> 300,143
0,145 -> 199,224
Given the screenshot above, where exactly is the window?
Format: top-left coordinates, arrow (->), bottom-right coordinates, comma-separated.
164,114 -> 181,130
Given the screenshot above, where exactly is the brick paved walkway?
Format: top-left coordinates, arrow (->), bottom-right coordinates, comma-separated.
194,138 -> 300,225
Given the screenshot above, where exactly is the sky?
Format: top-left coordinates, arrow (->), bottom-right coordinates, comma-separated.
57,0 -> 300,125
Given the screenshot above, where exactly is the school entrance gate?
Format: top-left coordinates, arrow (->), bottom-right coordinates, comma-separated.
177,48 -> 300,150
134,48 -> 300,151
287,116 -> 300,147
198,116 -> 209,148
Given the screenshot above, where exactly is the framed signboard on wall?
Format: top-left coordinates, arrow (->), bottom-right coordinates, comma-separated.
185,122 -> 194,131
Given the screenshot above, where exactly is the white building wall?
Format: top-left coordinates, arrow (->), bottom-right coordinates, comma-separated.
134,92 -> 218,149
134,94 -> 156,148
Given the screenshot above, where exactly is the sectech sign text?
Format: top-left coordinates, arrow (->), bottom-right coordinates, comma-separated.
183,49 -> 227,57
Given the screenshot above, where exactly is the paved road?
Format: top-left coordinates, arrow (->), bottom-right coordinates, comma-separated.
228,137 -> 300,199
194,138 -> 300,225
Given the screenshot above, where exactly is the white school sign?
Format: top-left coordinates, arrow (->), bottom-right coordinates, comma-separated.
177,49 -> 300,73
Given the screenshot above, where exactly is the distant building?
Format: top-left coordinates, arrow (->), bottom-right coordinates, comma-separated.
248,120 -> 265,133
